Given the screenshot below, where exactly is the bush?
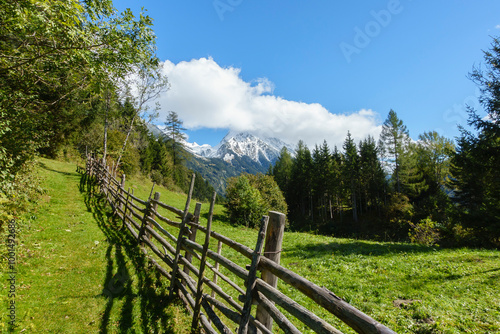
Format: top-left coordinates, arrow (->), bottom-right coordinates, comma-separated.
225,175 -> 265,227
409,218 -> 440,246
150,170 -> 164,185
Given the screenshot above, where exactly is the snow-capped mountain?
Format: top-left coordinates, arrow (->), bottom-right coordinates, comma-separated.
185,131 -> 294,165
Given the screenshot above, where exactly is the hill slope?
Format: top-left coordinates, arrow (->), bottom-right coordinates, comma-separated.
7,158 -> 500,333
5,158 -> 190,333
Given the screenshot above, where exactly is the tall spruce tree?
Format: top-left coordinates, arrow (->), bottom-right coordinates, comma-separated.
164,111 -> 187,166
379,109 -> 410,193
342,132 -> 359,222
450,37 -> 500,245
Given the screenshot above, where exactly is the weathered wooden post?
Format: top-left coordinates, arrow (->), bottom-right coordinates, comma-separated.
147,192 -> 160,242
169,174 -> 196,299
211,240 -> 223,298
191,192 -> 217,332
255,211 -> 286,332
182,202 -> 202,286
119,174 -> 126,212
238,215 -> 269,334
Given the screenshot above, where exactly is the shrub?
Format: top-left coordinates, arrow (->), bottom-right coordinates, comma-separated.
225,175 -> 265,227
409,218 -> 440,246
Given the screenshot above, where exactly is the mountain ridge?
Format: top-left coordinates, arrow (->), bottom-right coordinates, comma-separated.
184,131 -> 294,195
147,124 -> 294,194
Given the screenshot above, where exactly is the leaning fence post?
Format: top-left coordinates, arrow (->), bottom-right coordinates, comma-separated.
210,240 -> 223,299
119,174 -> 126,211
183,202 -> 202,286
147,192 -> 160,241
192,192 -> 217,332
255,211 -> 286,332
238,215 -> 269,334
169,173 -> 196,299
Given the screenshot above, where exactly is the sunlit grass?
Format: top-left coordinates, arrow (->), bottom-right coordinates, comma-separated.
3,157 -> 498,333
0,158 -> 191,333
120,167 -> 500,334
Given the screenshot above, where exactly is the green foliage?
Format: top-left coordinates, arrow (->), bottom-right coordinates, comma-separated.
0,0 -> 161,218
409,218 -> 441,246
164,111 -> 187,166
246,173 -> 288,218
450,36 -> 500,247
379,109 -> 410,193
0,160 -> 43,227
225,175 -> 265,227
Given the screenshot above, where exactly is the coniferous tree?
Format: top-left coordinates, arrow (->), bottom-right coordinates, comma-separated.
289,140 -> 313,228
358,136 -> 386,213
379,109 -> 410,193
272,147 -> 294,196
165,111 -> 187,166
450,37 -> 500,245
342,132 -> 359,222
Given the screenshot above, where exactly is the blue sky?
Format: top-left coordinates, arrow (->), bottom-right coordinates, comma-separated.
115,0 -> 500,148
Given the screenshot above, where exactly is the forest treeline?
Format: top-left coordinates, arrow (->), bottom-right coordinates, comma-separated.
228,38 -> 500,248
265,39 -> 499,248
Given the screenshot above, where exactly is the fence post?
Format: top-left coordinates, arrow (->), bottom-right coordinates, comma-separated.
169,174 -> 196,299
238,215 -> 269,334
148,192 -> 160,242
119,174 -> 126,212
182,202 -> 202,286
255,211 -> 286,332
191,192 -> 217,332
211,240 -> 223,298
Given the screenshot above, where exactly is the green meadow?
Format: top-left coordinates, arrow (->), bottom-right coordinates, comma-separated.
1,158 -> 499,333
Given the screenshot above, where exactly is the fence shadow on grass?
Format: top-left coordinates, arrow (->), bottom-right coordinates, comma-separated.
80,173 -> 181,334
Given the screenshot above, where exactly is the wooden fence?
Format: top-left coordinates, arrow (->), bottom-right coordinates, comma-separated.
82,156 -> 396,334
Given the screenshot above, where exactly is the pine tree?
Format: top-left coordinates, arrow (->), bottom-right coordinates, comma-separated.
358,136 -> 386,213
164,111 -> 187,166
342,132 -> 359,222
379,109 -> 410,193
272,147 -> 293,196
450,37 -> 500,245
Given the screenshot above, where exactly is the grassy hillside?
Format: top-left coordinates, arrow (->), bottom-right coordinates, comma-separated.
0,158 -> 191,333
2,157 -> 499,333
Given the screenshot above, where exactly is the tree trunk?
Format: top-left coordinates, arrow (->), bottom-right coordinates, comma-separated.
102,89 -> 110,164
114,114 -> 136,175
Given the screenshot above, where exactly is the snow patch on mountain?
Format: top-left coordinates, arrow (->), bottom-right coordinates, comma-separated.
184,131 -> 294,165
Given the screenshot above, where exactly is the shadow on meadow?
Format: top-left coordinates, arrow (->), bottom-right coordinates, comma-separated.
79,172 -> 182,334
39,161 -> 80,178
285,239 -> 438,259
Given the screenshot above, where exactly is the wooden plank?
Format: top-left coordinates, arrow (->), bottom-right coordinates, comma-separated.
121,188 -> 131,228
253,290 -> 301,334
238,216 -> 269,334
153,199 -> 186,218
255,279 -> 344,334
206,294 -> 270,334
257,257 -> 396,334
182,237 -> 245,296
202,296 -> 234,334
136,183 -> 157,245
192,192 -> 216,331
154,211 -> 182,228
182,238 -> 248,281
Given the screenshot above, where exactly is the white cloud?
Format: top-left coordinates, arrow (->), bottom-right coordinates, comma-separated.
157,57 -> 382,148
496,24 -> 500,29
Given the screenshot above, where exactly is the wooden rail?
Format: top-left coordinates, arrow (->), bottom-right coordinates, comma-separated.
82,156 -> 396,334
